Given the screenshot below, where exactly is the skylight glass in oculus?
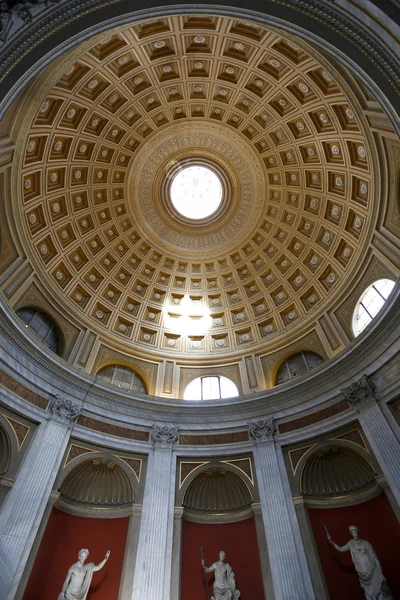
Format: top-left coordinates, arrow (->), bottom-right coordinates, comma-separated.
170,165 -> 222,219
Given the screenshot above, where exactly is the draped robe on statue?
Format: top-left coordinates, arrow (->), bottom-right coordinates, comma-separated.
208,561 -> 240,600
338,539 -> 392,600
58,562 -> 95,600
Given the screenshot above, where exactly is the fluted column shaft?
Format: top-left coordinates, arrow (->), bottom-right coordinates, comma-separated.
249,420 -> 315,600
132,426 -> 177,600
343,375 -> 400,506
0,396 -> 80,600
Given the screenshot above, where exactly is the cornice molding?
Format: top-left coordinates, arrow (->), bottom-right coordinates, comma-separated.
0,284 -> 399,425
56,496 -> 135,519
182,505 -> 253,523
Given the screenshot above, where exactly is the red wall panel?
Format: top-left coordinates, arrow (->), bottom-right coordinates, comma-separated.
181,517 -> 265,600
308,492 -> 400,600
24,507 -> 129,600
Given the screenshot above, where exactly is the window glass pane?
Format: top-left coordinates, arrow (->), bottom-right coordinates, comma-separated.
220,377 -> 239,399
202,376 -> 220,400
287,354 -> 307,378
304,351 -> 324,371
16,308 -> 59,354
97,365 -> 113,384
183,378 -> 202,400
183,376 -> 238,400
96,364 -> 147,393
276,352 -> 324,385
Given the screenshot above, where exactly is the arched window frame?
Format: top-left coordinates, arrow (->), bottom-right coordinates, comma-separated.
275,351 -> 324,386
16,307 -> 60,355
352,278 -> 396,337
96,363 -> 148,394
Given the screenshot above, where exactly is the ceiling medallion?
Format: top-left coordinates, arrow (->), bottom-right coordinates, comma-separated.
129,124 -> 265,258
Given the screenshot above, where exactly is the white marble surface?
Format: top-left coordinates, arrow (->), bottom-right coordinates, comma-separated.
0,418 -> 70,599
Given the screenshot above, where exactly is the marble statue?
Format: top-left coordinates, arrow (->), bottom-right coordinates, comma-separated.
58,548 -> 110,600
202,550 -> 240,600
327,526 -> 392,600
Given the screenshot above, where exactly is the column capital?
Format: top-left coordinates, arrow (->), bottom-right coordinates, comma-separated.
248,418 -> 277,445
150,425 -> 178,450
48,394 -> 81,426
341,374 -> 377,411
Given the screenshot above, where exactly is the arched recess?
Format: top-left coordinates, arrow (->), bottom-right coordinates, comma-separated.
179,461 -> 265,600
0,422 -> 11,477
57,456 -> 135,518
178,460 -> 255,520
183,467 -> 253,514
275,351 -> 325,386
298,443 -> 379,507
95,362 -> 148,394
300,443 -> 400,600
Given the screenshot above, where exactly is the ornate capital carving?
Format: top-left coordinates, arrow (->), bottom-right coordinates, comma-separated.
150,425 -> 178,450
248,419 -> 277,445
48,394 -> 81,426
342,375 -> 377,411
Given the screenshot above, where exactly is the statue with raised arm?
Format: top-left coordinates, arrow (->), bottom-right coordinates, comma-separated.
58,548 -> 110,600
326,526 -> 392,600
202,550 -> 240,600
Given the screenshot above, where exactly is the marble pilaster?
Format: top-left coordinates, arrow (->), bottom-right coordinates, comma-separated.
15,490 -> 60,600
131,425 -> 178,600
118,505 -> 142,600
342,375 -> 400,506
170,507 -> 183,600
252,503 -> 275,600
249,419 -> 315,600
0,395 -> 80,600
292,497 -> 329,600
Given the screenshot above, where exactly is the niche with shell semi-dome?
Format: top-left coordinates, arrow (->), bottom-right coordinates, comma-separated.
58,457 -> 135,516
299,445 -> 378,507
182,467 -> 253,517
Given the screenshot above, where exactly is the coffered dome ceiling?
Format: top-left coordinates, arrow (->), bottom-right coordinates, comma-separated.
6,13 -> 391,369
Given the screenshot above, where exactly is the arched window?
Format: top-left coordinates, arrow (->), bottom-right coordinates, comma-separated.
16,307 -> 59,354
275,351 -> 324,385
183,376 -> 239,400
96,364 -> 147,394
352,278 -> 395,337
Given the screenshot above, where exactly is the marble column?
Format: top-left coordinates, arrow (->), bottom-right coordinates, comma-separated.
0,395 -> 80,600
342,375 -> 400,507
249,419 -> 315,600
131,425 -> 178,600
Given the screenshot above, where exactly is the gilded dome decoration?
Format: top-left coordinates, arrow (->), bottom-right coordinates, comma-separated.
1,13 -> 397,395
